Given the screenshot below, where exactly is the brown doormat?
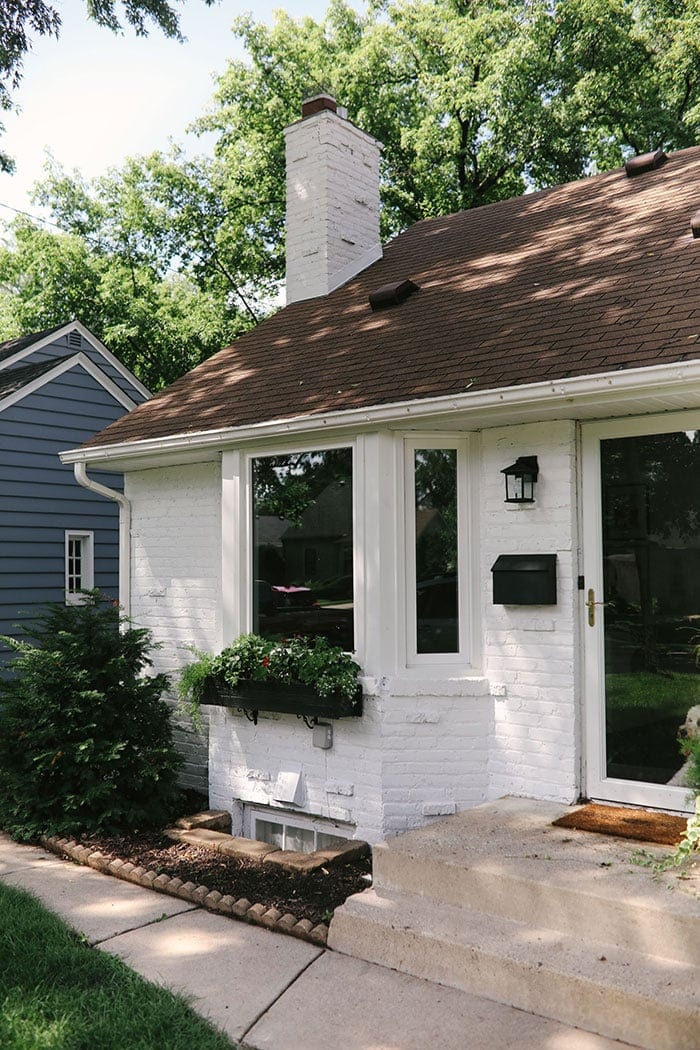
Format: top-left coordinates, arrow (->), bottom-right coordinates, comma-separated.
552,803 -> 688,846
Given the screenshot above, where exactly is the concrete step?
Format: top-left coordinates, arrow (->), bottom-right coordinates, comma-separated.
328,887 -> 700,1050
372,797 -> 699,966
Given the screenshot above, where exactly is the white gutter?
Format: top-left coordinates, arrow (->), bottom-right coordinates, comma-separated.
73,463 -> 131,617
60,357 -> 700,468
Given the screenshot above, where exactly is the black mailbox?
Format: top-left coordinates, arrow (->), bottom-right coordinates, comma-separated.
491,554 -> 557,605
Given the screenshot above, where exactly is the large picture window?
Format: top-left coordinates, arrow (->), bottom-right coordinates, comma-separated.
252,447 -> 354,650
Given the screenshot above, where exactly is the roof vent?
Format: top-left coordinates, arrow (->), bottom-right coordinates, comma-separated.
369,279 -> 419,311
691,210 -> 700,239
68,330 -> 82,348
624,148 -> 667,178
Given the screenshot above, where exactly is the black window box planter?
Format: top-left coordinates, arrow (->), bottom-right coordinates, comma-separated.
200,678 -> 363,723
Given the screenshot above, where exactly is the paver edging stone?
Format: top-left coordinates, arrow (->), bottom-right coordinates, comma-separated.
38,834 -> 329,946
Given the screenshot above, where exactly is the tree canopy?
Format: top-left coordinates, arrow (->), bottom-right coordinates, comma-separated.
2,0 -> 700,388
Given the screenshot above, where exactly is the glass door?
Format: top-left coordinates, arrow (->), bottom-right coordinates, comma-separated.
582,416 -> 700,810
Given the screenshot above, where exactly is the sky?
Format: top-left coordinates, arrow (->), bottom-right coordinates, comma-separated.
0,0 -> 335,223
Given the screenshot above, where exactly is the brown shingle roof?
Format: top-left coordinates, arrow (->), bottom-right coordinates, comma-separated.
83,147 -> 700,450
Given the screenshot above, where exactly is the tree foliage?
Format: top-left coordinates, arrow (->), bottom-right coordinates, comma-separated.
198,0 -> 700,240
0,156 -> 256,390
2,0 -> 700,387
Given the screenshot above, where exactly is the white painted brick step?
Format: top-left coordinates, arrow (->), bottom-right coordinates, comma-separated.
328,887 -> 699,1050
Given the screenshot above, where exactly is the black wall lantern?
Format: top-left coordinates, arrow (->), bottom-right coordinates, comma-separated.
501,456 -> 539,503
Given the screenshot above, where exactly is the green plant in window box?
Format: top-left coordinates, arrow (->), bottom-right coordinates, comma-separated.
179,634 -> 363,723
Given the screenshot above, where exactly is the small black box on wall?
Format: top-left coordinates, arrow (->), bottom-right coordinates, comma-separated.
491,553 -> 557,605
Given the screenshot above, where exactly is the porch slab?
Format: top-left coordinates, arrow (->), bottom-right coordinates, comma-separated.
371,796 -> 698,960
329,797 -> 700,1050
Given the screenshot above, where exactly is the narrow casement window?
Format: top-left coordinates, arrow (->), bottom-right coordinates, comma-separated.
251,447 -> 354,650
414,448 -> 459,653
405,437 -> 472,667
65,531 -> 94,604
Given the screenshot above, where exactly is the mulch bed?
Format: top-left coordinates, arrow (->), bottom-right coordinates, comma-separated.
552,803 -> 688,846
80,830 -> 371,927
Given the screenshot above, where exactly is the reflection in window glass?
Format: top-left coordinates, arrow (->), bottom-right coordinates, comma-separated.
252,448 -> 354,650
285,825 -> 315,853
601,430 -> 700,785
415,448 -> 459,653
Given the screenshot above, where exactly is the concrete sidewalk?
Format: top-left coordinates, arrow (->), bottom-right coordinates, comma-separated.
0,832 -> 639,1049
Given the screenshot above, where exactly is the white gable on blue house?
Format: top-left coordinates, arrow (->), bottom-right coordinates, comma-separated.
0,321 -> 149,669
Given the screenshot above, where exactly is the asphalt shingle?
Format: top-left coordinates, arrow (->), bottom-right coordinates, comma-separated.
82,146 -> 700,451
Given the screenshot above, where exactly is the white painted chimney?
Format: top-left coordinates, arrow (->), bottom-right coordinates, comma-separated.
284,95 -> 382,304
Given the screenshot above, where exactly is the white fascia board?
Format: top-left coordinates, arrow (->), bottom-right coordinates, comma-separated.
0,353 -> 139,414
60,357 -> 700,470
0,321 -> 151,400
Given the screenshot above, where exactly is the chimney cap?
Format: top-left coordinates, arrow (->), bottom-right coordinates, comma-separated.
301,94 -> 338,119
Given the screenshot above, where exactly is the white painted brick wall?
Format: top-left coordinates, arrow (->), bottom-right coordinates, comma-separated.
480,420 -> 581,804
208,682 -> 491,845
284,108 -> 382,303
124,419 -> 583,841
127,462 -> 222,794
207,676 -> 385,841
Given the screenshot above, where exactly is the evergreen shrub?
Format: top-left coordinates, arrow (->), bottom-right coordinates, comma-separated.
0,593 -> 181,841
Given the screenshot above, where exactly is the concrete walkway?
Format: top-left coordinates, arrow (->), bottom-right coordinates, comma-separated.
0,832 -> 640,1049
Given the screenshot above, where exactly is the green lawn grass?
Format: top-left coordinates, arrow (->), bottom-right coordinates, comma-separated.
0,883 -> 235,1050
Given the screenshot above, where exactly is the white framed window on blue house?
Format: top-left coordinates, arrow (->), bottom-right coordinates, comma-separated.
250,446 -> 354,651
64,530 -> 94,604
404,436 -> 475,667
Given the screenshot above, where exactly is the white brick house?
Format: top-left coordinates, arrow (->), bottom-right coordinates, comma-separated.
63,98 -> 700,844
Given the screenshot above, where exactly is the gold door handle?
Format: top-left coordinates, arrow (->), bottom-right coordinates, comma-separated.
585,588 -> 609,627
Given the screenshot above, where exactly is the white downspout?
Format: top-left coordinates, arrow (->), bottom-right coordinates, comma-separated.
73,463 -> 131,617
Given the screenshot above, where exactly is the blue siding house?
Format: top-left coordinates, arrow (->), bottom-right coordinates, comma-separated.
0,322 -> 149,670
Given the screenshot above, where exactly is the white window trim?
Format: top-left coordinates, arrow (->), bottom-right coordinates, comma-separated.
223,437 -> 362,657
402,433 -> 479,670
64,530 -> 94,605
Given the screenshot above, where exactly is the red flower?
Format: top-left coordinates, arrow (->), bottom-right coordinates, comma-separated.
262,656 -> 270,668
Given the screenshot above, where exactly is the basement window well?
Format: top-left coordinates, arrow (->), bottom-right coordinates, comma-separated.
250,810 -> 351,854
